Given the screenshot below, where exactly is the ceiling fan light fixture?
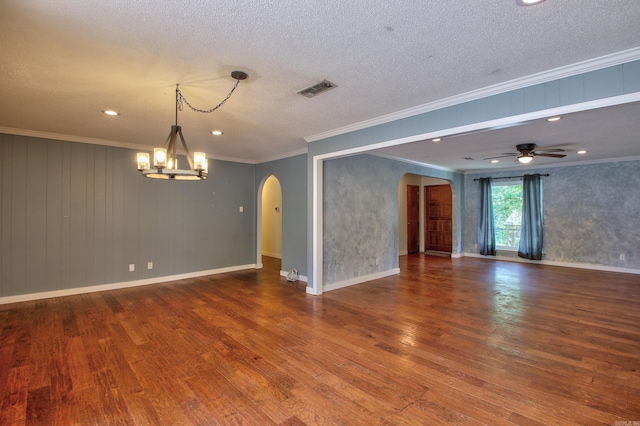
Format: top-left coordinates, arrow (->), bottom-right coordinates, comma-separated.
518,155 -> 533,164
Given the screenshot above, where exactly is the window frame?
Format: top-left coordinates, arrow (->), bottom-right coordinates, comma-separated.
491,181 -> 523,251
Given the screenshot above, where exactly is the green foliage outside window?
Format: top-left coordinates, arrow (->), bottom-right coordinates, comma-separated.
492,184 -> 523,249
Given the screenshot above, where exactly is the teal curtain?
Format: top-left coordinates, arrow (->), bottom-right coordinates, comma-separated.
518,173 -> 544,260
477,177 -> 496,256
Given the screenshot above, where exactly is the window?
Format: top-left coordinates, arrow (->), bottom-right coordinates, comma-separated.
492,182 -> 523,250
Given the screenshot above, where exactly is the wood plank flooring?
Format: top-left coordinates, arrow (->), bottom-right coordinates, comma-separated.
1,255 -> 639,425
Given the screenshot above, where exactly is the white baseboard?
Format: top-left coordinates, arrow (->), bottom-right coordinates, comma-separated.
279,270 -> 309,282
463,252 -> 640,275
323,268 -> 401,293
261,251 -> 282,259
399,251 -> 462,258
0,264 -> 259,305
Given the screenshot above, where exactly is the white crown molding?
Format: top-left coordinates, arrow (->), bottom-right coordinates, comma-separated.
206,154 -> 256,164
256,147 -> 308,164
305,46 -> 640,143
370,152 -> 457,173
0,126 -> 153,151
0,126 -> 258,164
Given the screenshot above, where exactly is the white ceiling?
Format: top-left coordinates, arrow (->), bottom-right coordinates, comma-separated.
1,0 -> 640,170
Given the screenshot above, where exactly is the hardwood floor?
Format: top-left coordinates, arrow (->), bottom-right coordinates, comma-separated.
1,255 -> 639,425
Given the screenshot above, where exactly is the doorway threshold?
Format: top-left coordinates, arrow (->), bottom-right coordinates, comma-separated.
424,250 -> 451,257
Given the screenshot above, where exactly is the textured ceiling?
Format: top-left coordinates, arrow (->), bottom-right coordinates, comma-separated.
1,0 -> 640,169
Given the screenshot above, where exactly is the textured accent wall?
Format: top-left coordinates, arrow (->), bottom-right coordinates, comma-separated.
323,155 -> 398,284
0,134 -> 256,297
464,160 -> 640,270
323,154 -> 463,286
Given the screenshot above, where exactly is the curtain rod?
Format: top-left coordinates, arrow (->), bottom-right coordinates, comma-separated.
473,173 -> 549,181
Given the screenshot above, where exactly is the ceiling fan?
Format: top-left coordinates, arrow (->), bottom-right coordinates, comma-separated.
484,143 -> 566,164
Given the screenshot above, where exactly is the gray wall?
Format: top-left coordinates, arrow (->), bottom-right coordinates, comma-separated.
255,154 -> 308,276
0,133 -> 256,297
323,154 -> 463,285
464,160 -> 640,269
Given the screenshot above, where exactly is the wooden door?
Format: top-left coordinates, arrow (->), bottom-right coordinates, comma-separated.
406,185 -> 420,254
425,185 -> 452,253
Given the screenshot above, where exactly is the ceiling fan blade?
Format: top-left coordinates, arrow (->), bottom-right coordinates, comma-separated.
534,153 -> 566,158
535,148 -> 565,153
483,154 -> 518,160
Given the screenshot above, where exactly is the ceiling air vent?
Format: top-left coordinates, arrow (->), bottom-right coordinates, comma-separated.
297,80 -> 337,98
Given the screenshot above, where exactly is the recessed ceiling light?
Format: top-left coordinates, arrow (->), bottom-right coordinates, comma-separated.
516,0 -> 546,5
546,116 -> 562,122
211,130 -> 223,136
491,160 -> 500,163
102,110 -> 120,116
431,138 -> 442,142
577,150 -> 588,154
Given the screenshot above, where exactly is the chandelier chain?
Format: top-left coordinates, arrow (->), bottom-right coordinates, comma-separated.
177,78 -> 241,114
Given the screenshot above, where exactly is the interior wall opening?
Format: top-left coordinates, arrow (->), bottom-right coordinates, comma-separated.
398,173 -> 452,257
259,175 -> 283,273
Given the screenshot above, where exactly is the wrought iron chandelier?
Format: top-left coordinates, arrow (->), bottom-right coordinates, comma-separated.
136,71 -> 248,180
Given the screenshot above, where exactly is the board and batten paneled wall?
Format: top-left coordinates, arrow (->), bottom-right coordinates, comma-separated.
0,134 -> 256,298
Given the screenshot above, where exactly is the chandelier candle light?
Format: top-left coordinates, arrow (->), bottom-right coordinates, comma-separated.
137,71 -> 248,180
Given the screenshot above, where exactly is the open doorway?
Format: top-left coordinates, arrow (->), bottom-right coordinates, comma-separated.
260,175 -> 282,273
398,174 -> 452,256
424,184 -> 452,254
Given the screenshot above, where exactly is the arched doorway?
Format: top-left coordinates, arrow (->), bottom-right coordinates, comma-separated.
258,175 -> 283,272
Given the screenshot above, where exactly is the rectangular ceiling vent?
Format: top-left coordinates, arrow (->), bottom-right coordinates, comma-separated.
297,80 -> 337,98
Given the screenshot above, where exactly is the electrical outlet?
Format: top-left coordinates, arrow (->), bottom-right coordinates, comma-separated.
239,206 -> 244,213
619,254 -> 626,261
147,262 -> 153,270
129,264 -> 135,272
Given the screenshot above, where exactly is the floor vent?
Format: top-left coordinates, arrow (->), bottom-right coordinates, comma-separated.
297,80 -> 337,98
